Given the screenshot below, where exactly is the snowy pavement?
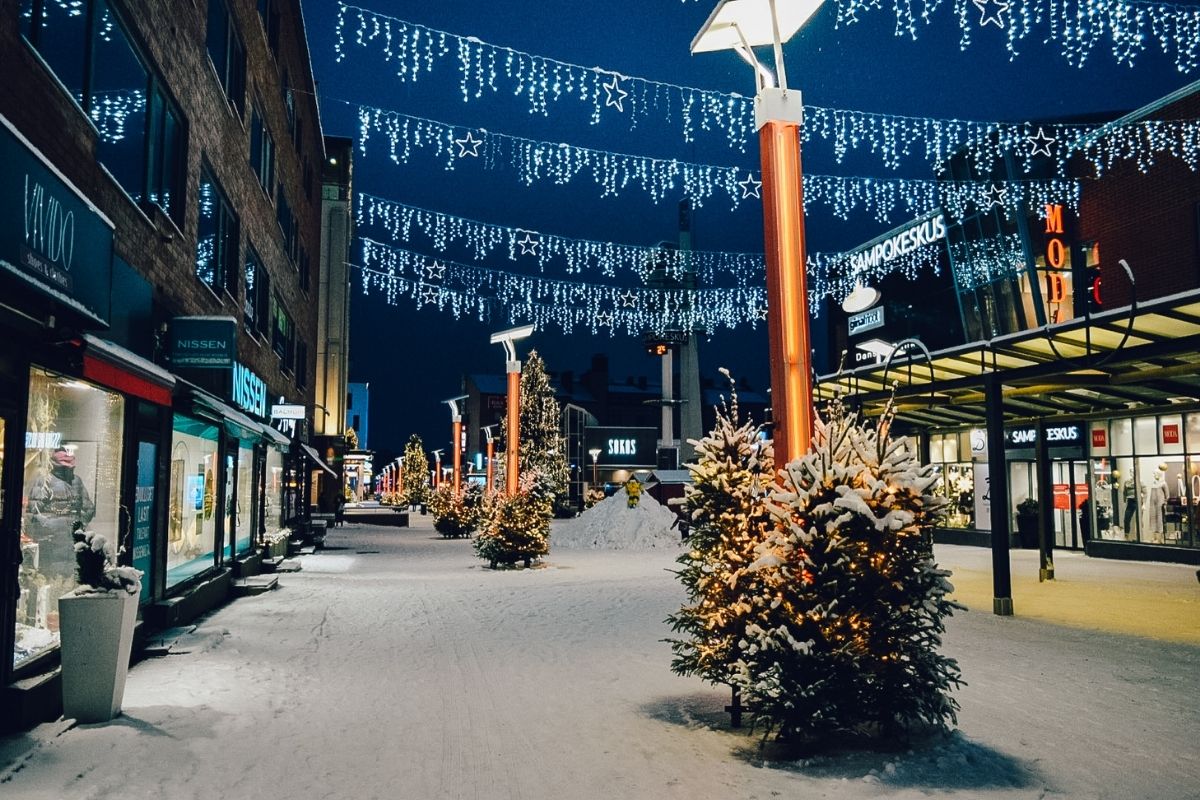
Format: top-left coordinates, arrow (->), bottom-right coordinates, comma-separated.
2,519 -> 1198,800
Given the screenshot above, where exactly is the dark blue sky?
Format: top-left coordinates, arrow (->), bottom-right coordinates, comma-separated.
302,0 -> 1194,457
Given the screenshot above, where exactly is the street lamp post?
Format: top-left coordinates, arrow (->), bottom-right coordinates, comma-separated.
490,324 -> 535,495
589,447 -> 602,490
482,425 -> 497,494
432,449 -> 443,490
693,0 -> 823,467
444,395 -> 468,494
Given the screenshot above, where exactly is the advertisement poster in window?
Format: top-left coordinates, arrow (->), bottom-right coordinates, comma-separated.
133,441 -> 155,604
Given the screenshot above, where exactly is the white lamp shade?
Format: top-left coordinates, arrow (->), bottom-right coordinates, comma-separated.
691,0 -> 825,54
841,284 -> 881,314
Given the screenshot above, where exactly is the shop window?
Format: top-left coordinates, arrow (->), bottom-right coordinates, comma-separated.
1110,418 -> 1133,455
235,444 -> 256,554
16,367 -> 124,669
265,445 -> 285,530
928,433 -> 974,530
196,165 -> 239,297
20,0 -> 186,223
250,106 -> 275,195
1134,416 -> 1157,455
167,415 -> 219,588
206,0 -> 245,116
1187,413 -> 1200,451
1160,414 -> 1185,456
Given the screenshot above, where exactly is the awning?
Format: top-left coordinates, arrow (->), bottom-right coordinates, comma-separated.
260,423 -> 291,449
184,386 -> 266,441
81,334 -> 175,406
816,288 -> 1200,428
300,443 -> 337,477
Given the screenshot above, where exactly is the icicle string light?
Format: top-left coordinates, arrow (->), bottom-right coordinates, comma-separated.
334,2 -> 755,150
349,101 -> 1080,220
355,239 -> 769,335
356,192 -> 764,285
833,0 -> 1200,73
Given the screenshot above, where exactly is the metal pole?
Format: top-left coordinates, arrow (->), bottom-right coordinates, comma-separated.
452,416 -> 463,494
506,361 -> 521,495
986,377 -> 1014,615
485,439 -> 494,494
759,118 -> 812,466
1037,418 -> 1056,581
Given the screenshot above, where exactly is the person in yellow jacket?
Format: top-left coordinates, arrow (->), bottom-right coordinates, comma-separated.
625,477 -> 641,508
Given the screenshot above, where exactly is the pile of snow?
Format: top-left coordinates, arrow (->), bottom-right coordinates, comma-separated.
552,492 -> 683,550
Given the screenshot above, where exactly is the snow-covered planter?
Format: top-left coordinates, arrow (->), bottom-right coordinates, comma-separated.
473,475 -> 550,568
429,483 -> 484,538
58,528 -> 142,723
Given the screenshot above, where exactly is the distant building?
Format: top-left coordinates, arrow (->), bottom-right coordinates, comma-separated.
346,382 -> 371,451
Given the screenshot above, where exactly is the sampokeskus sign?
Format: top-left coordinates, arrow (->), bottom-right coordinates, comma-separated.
847,212 -> 946,275
1004,422 -> 1084,453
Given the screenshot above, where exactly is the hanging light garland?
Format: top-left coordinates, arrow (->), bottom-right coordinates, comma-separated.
334,2 -> 755,150
349,101 -> 1079,220
87,89 -> 145,144
947,229 -> 1028,290
355,192 -> 765,285
356,238 -> 768,335
834,0 -> 1200,73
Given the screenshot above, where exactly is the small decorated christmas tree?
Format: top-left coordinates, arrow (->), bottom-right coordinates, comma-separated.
731,401 -> 963,743
429,482 -> 485,538
473,470 -> 551,568
401,434 -> 430,508
668,370 -> 775,692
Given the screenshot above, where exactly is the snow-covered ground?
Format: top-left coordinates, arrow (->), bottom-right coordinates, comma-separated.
551,493 -> 683,550
2,520 -> 1198,800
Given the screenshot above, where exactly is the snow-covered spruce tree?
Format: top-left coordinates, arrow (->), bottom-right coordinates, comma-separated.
401,434 -> 430,508
428,482 -> 484,538
514,351 -> 570,513
473,469 -> 551,568
667,370 -> 775,688
732,402 -> 963,742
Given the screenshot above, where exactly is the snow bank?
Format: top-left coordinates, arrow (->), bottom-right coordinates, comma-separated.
552,492 -> 683,550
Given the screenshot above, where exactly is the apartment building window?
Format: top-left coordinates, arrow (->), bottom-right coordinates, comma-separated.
276,183 -> 297,263
250,106 -> 275,195
271,295 -> 294,371
196,165 -> 239,297
244,245 -> 271,335
206,0 -> 245,116
259,0 -> 281,57
20,0 -> 186,223
299,247 -> 310,293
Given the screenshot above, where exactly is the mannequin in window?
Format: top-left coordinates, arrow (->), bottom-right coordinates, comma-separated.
25,447 -> 96,580
1141,463 -> 1167,541
1122,478 -> 1138,533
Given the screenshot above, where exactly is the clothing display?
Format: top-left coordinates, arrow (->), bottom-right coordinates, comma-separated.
24,449 -> 96,578
1141,467 -> 1167,538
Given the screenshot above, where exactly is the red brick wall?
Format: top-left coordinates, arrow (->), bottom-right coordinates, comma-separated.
1078,92 -> 1200,309
0,0 -> 323,408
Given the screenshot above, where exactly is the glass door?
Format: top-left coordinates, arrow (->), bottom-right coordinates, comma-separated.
1050,460 -> 1090,549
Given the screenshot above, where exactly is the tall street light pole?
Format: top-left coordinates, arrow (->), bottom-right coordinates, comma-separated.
589,447 -> 602,491
444,395 -> 468,494
432,449 -> 443,490
693,0 -> 824,467
490,324 -> 535,495
482,425 -> 497,494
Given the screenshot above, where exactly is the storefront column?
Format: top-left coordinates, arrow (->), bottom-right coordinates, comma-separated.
986,377 -> 1013,616
1036,419 -> 1056,581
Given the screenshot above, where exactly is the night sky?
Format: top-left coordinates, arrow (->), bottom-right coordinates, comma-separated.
302,0 -> 1192,459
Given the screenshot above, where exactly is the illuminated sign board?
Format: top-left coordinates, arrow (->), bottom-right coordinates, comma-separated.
1004,422 -> 1084,454
846,212 -> 945,275
848,306 -> 885,337
169,316 -> 237,368
231,361 -> 267,418
583,426 -> 658,468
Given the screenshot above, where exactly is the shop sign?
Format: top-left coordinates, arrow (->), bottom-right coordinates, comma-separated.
972,463 -> 991,531
1162,424 -> 1180,445
1,116 -> 114,323
1052,482 -> 1089,510
969,428 -> 987,462
1092,428 -> 1107,448
848,306 -> 885,336
846,212 -> 945,275
169,316 -> 237,368
270,403 -> 306,420
231,361 -> 267,418
1004,427 -> 1038,448
133,442 -> 155,604
1004,423 -> 1083,450
584,426 -> 658,467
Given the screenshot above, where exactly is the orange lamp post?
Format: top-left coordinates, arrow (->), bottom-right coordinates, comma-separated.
444,395 -> 468,494
490,324 -> 535,495
483,425 -> 497,494
432,449 -> 443,489
693,0 -> 823,466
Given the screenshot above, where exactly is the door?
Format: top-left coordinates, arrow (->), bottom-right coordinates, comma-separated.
1051,460 -> 1090,549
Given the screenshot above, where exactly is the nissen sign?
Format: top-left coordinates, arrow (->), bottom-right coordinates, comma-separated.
231,361 -> 267,418
169,316 -> 237,367
847,213 -> 946,275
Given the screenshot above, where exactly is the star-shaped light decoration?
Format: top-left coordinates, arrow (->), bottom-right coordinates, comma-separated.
1026,126 -> 1057,158
596,310 -> 615,327
982,183 -> 1008,210
516,232 -> 540,256
739,173 -> 763,199
418,286 -> 440,305
972,0 -> 1010,28
756,306 -> 769,320
423,261 -> 446,281
603,74 -> 628,113
618,290 -> 638,308
454,131 -> 483,158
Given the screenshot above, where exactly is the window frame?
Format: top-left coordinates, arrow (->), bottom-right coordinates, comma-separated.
195,163 -> 241,300
206,0 -> 246,117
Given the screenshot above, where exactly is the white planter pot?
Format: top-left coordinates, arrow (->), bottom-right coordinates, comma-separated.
58,590 -> 139,723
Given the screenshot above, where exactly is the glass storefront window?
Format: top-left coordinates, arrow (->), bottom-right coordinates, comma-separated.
16,368 -> 124,669
1111,418 -> 1133,455
1160,414 -> 1184,456
1135,456 -> 1173,545
1091,457 -> 1117,537
943,463 -> 974,528
265,445 -> 284,534
1134,417 -> 1157,456
167,415 -> 219,588
1091,421 -> 1109,457
1187,413 -> 1200,451
236,444 -> 255,554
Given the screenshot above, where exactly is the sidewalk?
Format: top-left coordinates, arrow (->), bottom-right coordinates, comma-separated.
935,543 -> 1200,644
